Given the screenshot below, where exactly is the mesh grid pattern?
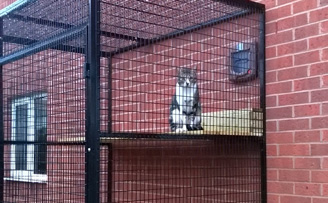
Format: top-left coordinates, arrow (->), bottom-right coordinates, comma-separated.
2,0 -> 88,56
2,6 -> 87,202
0,0 -> 265,202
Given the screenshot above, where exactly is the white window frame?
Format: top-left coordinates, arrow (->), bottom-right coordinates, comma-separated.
9,94 -> 47,183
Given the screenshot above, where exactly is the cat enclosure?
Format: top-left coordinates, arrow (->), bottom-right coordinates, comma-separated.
0,0 -> 266,202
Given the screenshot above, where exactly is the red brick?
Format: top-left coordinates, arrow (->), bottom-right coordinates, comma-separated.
267,121 -> 277,132
277,0 -> 292,6
267,81 -> 292,95
322,158 -> 328,169
267,132 -> 293,144
267,145 -> 278,156
323,75 -> 328,87
263,0 -> 277,9
267,95 -> 277,107
279,170 -> 310,182
295,24 -> 320,40
324,184 -> 328,196
266,56 -> 293,71
295,183 -> 321,196
294,77 -> 321,91
313,198 -> 328,203
266,5 -> 292,22
279,119 -> 310,131
310,62 -> 328,76
281,196 -> 311,203
311,144 -> 328,155
293,0 -> 317,14
312,89 -> 328,102
0,1 -> 12,10
278,92 -> 309,105
323,103 -> 328,115
267,106 -> 293,120
267,169 -> 278,180
276,17 -> 293,32
277,40 -> 307,56
323,130 -> 328,142
321,21 -> 328,33
295,158 -> 321,169
266,71 -> 277,83
266,22 -> 277,34
309,35 -> 328,49
277,66 -> 308,81
279,144 -> 310,156
267,158 -> 293,168
294,50 -> 320,65
312,171 -> 328,183
268,194 -> 279,203
277,14 -> 308,32
320,0 -> 328,6
268,181 -> 294,194
266,46 -> 277,58
312,116 -> 328,129
267,30 -> 293,46
323,48 -> 328,61
310,7 -> 328,23
295,130 -> 321,143
294,104 -> 320,117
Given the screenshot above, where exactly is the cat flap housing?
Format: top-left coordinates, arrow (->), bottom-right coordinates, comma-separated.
229,41 -> 258,82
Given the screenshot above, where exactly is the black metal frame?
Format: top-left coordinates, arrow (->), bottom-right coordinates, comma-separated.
106,9 -> 253,57
0,0 -> 266,202
0,17 -> 4,203
107,57 -> 113,134
85,0 -> 101,202
259,12 -> 267,203
0,9 -> 259,62
0,23 -> 87,65
106,143 -> 112,203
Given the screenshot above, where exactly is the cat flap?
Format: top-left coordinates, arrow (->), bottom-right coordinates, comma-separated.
229,40 -> 258,83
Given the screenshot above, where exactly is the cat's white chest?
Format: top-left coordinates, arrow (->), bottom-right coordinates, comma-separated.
176,83 -> 197,111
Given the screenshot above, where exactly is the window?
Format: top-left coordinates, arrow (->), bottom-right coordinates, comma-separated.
10,93 -> 47,182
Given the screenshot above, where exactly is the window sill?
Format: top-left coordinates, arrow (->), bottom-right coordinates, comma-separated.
4,176 -> 47,184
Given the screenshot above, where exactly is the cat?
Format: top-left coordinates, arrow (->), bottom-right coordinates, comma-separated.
169,67 -> 203,132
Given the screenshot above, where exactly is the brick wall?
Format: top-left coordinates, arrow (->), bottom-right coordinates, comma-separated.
0,0 -> 14,10
252,0 -> 328,202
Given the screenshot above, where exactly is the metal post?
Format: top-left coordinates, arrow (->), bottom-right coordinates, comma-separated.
107,143 -> 112,203
107,57 -> 112,133
0,17 -> 4,203
85,0 -> 100,202
258,10 -> 267,203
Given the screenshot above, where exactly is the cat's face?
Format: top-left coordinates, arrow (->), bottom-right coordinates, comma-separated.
177,67 -> 197,87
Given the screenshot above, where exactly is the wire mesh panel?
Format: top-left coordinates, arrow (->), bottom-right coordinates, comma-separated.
0,0 -> 265,202
0,0 -> 88,202
100,1 -> 263,135
1,0 -> 88,57
2,36 -> 86,203
99,0 -> 265,202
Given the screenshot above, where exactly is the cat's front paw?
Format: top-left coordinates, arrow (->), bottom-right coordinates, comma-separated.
176,128 -> 187,133
192,125 -> 203,131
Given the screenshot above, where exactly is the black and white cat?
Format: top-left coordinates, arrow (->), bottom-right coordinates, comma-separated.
169,67 -> 203,132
